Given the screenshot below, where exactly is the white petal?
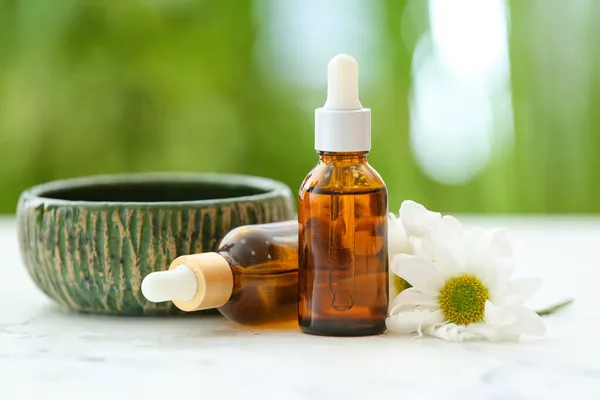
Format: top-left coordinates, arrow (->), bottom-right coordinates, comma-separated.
464,228 -> 491,274
430,216 -> 465,259
388,288 -> 439,315
483,300 -> 501,324
434,245 -> 464,278
494,329 -> 521,341
464,227 -> 514,275
485,257 -> 516,299
425,322 -> 503,342
388,216 -> 411,257
409,237 -> 435,260
488,227 -> 513,259
506,277 -> 542,303
491,292 -> 521,307
400,200 -> 441,237
386,315 -> 415,334
514,306 -> 546,336
484,300 -> 518,327
456,330 -> 483,341
424,323 -> 461,342
426,216 -> 466,277
391,254 -> 445,296
459,323 -> 502,341
491,305 -> 545,339
386,309 -> 444,335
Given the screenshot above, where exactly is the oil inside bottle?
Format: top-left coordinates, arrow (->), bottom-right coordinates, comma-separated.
299,186 -> 388,336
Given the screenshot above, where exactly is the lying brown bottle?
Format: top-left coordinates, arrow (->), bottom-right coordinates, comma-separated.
142,220 -> 298,328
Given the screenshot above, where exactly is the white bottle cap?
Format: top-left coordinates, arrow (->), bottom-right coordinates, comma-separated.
315,54 -> 371,152
141,265 -> 198,303
141,253 -> 234,312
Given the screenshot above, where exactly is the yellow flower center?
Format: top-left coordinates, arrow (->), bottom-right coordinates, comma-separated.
438,274 -> 489,325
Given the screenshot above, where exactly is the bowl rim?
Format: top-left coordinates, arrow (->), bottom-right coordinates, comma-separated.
19,172 -> 293,208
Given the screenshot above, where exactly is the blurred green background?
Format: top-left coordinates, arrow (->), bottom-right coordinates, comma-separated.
0,0 -> 598,214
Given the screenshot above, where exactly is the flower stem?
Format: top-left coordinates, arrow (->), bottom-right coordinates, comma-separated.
535,298 -> 574,316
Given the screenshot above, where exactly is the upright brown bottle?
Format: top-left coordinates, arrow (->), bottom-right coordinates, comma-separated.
298,54 -> 388,336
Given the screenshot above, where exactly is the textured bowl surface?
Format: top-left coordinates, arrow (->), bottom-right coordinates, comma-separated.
17,173 -> 294,315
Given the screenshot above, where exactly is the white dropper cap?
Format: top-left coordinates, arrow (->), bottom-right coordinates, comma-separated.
141,265 -> 197,303
141,253 -> 234,312
315,54 -> 371,152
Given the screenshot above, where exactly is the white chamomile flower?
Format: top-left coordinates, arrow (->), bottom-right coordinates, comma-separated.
386,209 -> 545,342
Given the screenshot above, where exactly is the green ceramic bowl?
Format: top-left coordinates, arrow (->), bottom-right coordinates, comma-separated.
17,173 -> 294,315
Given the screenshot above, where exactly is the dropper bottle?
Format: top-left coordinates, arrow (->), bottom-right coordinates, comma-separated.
298,54 -> 389,336
142,221 -> 298,328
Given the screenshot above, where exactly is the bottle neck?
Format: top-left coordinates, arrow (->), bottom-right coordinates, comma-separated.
318,151 -> 368,165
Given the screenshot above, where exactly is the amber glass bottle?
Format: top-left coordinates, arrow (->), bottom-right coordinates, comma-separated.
298,54 -> 388,336
299,153 -> 388,335
142,220 -> 298,328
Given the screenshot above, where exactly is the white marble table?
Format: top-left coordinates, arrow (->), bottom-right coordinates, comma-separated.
0,216 -> 599,399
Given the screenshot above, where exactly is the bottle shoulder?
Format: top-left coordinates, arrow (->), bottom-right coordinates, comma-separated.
299,161 -> 386,196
